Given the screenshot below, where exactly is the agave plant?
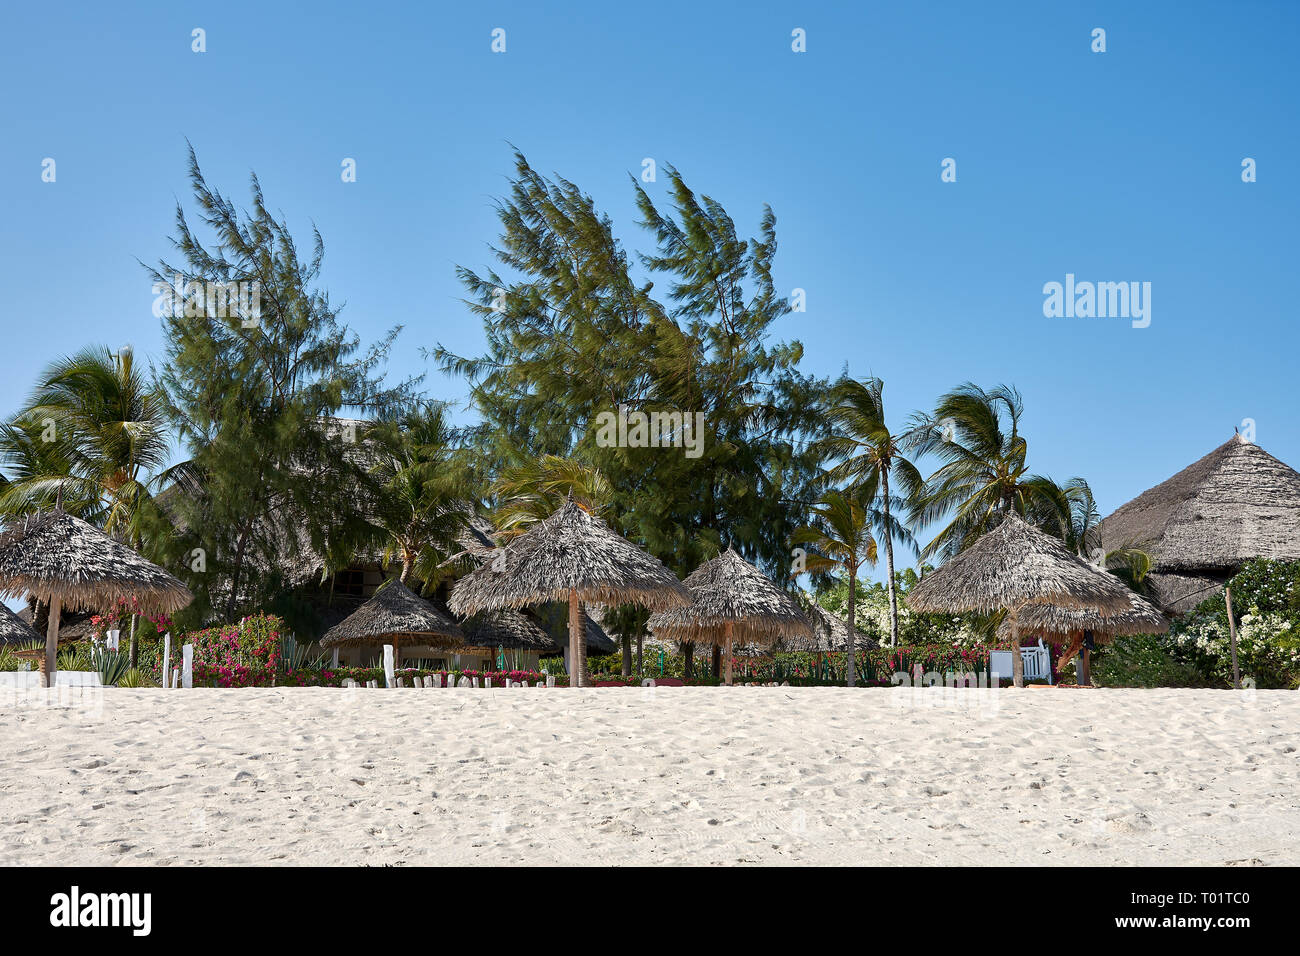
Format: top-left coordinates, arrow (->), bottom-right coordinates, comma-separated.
90,644 -> 131,686
116,667 -> 155,688
279,634 -> 326,673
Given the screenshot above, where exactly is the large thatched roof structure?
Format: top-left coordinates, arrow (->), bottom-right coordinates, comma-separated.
646,549 -> 813,648
0,603 -> 40,646
1097,435 -> 1300,612
448,498 -> 689,615
0,510 -> 191,613
320,578 -> 463,649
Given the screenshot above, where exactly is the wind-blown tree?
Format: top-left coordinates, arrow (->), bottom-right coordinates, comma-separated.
908,383 -> 1086,561
818,376 -> 922,646
792,488 -> 879,687
363,405 -> 476,590
147,146 -> 417,623
435,152 -> 828,580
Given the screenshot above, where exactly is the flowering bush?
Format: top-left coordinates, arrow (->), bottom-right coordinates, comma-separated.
1166,559 -> 1300,688
173,613 -> 285,687
89,596 -> 175,639
278,666 -> 552,687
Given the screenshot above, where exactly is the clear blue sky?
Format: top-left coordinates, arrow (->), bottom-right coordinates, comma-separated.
2,0 -> 1297,579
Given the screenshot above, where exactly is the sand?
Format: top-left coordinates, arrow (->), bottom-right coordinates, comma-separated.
1,685 -> 1297,865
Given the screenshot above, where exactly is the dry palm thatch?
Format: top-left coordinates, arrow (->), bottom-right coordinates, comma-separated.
0,509 -> 192,612
448,495 -> 688,686
1097,435 -> 1300,610
646,549 -> 813,685
0,603 -> 40,645
907,513 -> 1134,686
779,603 -> 878,654
0,509 -> 192,685
320,579 -> 464,660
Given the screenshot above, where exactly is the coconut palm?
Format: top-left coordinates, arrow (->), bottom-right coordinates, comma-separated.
818,376 -> 922,647
365,406 -> 474,590
908,383 -> 1077,561
791,488 -> 879,686
490,454 -> 612,535
3,346 -> 169,543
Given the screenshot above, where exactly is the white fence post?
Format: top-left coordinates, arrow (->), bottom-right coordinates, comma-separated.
382,645 -> 395,688
182,644 -> 193,689
161,632 -> 172,689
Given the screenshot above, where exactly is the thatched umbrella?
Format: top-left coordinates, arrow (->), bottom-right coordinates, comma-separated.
907,513 -> 1134,687
646,549 -> 813,685
448,495 -> 689,687
0,603 -> 41,645
320,578 -> 464,666
1005,591 -> 1168,683
0,509 -> 192,686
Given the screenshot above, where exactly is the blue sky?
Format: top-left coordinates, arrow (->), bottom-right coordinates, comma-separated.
2,0 -> 1297,579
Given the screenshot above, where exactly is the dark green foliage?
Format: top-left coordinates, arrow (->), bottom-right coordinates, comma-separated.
435,152 -> 828,578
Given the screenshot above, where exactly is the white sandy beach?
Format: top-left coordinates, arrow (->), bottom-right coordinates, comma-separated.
2,687 -> 1297,866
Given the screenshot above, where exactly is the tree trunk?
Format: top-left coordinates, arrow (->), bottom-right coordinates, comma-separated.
129,613 -> 139,669
881,467 -> 899,648
846,569 -> 857,687
621,634 -> 632,677
1009,606 -> 1025,688
567,589 -> 582,687
636,632 -> 643,677
724,622 -> 734,686
393,640 -> 402,669
44,596 -> 62,688
400,549 -> 414,584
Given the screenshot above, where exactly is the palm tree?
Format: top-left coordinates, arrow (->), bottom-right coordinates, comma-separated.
819,376 -> 922,647
365,406 -> 474,590
792,488 -> 878,686
490,454 -> 612,534
3,346 -> 169,539
908,383 -> 1071,560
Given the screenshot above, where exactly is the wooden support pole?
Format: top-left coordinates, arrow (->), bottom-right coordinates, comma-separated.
1225,586 -> 1241,690
44,596 -> 62,689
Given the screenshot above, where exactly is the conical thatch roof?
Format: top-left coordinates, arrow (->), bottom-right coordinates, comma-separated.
781,603 -> 878,653
647,549 -> 813,647
1097,435 -> 1300,573
320,578 -> 464,649
0,510 -> 191,613
907,513 -> 1133,616
1006,591 -> 1169,640
448,498 -> 689,615
0,603 -> 40,645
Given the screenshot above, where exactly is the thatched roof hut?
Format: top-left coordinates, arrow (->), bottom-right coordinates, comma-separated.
907,513 -> 1134,686
646,549 -> 813,685
1097,435 -> 1300,612
0,603 -> 40,646
320,578 -> 463,663
459,607 -> 615,655
448,496 -> 688,686
0,509 -> 192,683
782,603 -> 878,654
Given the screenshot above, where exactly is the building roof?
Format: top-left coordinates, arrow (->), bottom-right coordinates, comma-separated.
1097,435 -> 1300,574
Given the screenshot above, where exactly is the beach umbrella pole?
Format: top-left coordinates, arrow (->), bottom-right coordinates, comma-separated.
568,589 -> 583,688
1008,605 -> 1025,688
724,622 -> 734,686
44,596 -> 62,688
